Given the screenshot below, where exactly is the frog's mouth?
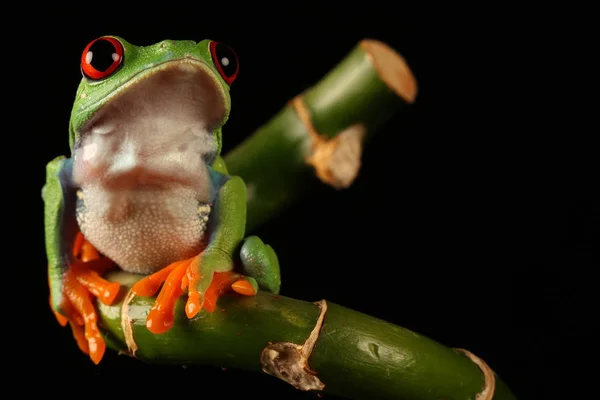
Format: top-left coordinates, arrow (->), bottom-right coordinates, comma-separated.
79,58 -> 228,138
72,59 -> 227,190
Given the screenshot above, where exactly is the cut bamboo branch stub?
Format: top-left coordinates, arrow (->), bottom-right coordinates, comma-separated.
360,39 -> 418,104
261,300 -> 328,391
121,288 -> 138,357
292,96 -> 366,189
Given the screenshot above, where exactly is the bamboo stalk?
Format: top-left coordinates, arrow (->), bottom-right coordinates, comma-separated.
224,39 -> 418,232
87,40 -> 519,399
99,271 -> 516,400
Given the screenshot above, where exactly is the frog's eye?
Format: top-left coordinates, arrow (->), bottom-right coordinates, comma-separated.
81,37 -> 124,80
209,41 -> 239,85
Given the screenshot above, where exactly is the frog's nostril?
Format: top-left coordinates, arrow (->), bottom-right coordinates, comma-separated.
160,40 -> 174,49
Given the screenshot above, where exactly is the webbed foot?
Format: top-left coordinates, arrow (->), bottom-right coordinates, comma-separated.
49,232 -> 119,364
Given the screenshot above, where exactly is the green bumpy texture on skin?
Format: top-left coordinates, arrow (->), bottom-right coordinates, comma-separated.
240,236 -> 281,294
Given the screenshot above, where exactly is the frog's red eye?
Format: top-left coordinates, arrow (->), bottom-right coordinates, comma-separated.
209,41 -> 239,85
81,37 -> 124,80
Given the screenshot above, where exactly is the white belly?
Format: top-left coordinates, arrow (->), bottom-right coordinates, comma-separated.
76,184 -> 210,274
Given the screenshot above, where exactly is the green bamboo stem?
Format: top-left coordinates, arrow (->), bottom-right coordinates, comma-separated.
224,39 -> 418,232
89,40 -> 518,399
98,271 -> 516,400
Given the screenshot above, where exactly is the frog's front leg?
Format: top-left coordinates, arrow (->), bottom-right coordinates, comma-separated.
44,157 -> 120,364
131,174 -> 258,334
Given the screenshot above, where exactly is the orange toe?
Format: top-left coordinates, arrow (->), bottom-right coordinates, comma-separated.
132,261 -> 181,297
72,232 -> 102,263
146,261 -> 189,334
69,322 -> 90,355
63,271 -> 105,364
184,261 -> 203,318
231,279 -> 257,296
49,295 -> 68,327
185,291 -> 203,319
72,232 -> 85,259
87,333 -> 106,365
81,240 -> 100,263
200,271 -> 240,313
73,268 -> 120,305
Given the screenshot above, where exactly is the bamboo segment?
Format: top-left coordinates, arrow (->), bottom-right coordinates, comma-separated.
98,271 -> 516,400
88,40 -> 520,400
224,39 -> 417,232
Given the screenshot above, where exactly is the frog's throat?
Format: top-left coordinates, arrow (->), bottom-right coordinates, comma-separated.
71,58 -> 229,151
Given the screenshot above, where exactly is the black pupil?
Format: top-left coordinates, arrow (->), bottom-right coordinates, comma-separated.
215,43 -> 237,77
88,39 -> 117,72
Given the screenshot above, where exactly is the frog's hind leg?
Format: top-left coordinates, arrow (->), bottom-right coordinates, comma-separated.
239,236 -> 281,294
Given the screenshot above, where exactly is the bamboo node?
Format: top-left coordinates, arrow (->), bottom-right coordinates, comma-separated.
454,348 -> 496,400
291,96 -> 365,189
260,300 -> 328,391
121,288 -> 139,357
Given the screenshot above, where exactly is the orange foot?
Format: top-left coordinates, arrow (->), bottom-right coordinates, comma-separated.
49,232 -> 119,364
131,255 -> 256,335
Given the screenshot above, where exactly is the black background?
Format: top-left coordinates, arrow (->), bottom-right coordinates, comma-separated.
14,7 -> 595,400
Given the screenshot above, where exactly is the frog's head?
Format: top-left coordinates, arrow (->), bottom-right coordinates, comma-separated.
68,35 -> 239,162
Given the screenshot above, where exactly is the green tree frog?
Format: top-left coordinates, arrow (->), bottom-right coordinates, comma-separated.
42,36 -> 281,364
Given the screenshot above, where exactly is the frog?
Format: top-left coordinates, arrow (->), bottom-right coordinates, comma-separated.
42,36 -> 281,364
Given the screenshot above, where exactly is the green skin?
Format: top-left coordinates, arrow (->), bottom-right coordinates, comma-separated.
43,36 -> 281,342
